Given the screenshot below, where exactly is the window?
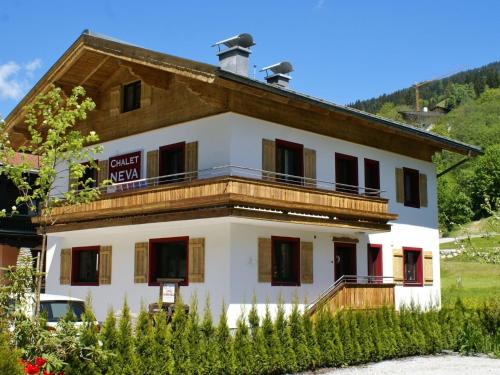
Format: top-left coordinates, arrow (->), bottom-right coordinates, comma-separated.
364,159 -> 380,196
403,247 -> 423,286
271,236 -> 300,285
159,142 -> 185,183
40,301 -> 85,322
403,167 -> 420,207
78,162 -> 97,189
71,246 -> 99,285
276,139 -> 303,184
122,81 -> 141,113
335,153 -> 358,194
149,237 -> 189,286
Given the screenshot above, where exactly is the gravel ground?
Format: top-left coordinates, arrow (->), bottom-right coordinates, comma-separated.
299,354 -> 499,375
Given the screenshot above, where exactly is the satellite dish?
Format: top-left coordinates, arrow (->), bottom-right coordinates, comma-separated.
212,33 -> 255,49
260,61 -> 293,75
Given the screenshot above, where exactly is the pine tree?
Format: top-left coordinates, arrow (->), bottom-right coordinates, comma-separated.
314,308 -> 338,367
302,309 -> 321,370
338,311 -> 355,365
274,299 -> 297,373
288,301 -> 311,371
369,311 -> 384,361
134,305 -> 155,375
152,307 -> 174,375
356,311 -> 375,363
233,310 -> 253,375
248,296 -> 268,375
199,296 -> 217,374
170,295 -> 191,374
116,299 -> 137,374
261,304 -> 281,373
347,310 -> 362,364
381,307 -> 399,358
374,308 -> 391,359
214,302 -> 235,374
186,294 -> 202,374
99,307 -> 120,374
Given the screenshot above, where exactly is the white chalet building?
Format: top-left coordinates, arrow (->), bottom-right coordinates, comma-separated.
5,31 -> 481,326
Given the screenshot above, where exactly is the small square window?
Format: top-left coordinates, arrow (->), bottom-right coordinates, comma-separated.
272,236 -> 300,286
403,168 -> 420,208
149,237 -> 189,286
122,81 -> 141,113
403,247 -> 423,286
71,246 -> 99,285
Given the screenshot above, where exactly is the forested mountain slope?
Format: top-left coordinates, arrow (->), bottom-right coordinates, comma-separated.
350,61 -> 500,113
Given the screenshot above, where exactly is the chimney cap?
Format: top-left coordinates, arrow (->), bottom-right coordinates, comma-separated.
260,61 -> 293,76
212,33 -> 255,49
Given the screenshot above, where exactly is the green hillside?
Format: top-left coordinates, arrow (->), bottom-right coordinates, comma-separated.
350,61 -> 500,113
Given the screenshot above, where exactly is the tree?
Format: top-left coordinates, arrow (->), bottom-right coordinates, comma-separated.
376,102 -> 404,122
116,299 -> 137,374
0,86 -> 107,315
445,83 -> 476,110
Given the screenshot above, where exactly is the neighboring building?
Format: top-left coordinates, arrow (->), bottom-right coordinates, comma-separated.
4,31 -> 481,326
0,154 -> 42,283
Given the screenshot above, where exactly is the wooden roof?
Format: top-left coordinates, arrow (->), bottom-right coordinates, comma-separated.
5,31 -> 481,161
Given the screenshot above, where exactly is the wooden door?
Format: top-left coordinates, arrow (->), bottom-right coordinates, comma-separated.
334,243 -> 357,281
367,244 -> 383,283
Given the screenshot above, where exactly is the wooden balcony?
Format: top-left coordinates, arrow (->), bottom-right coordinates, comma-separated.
44,166 -> 397,232
307,276 -> 395,317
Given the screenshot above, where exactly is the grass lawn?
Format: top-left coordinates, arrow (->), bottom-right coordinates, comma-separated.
440,234 -> 500,250
441,260 -> 500,305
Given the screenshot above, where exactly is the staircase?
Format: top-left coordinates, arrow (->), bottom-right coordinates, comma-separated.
307,275 -> 395,317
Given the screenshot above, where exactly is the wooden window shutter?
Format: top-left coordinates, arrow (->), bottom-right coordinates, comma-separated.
147,150 -> 159,183
99,246 -> 112,285
419,173 -> 428,207
423,251 -> 433,285
109,86 -> 121,117
303,148 -> 317,187
300,241 -> 314,284
97,160 -> 109,185
60,248 -> 72,285
395,168 -> 404,203
262,139 -> 276,180
392,248 -> 403,283
188,238 -> 205,283
134,242 -> 148,283
140,83 -> 152,107
185,141 -> 199,180
258,238 -> 272,282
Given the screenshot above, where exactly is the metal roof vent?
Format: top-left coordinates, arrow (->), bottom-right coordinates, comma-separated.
213,33 -> 255,76
260,61 -> 293,88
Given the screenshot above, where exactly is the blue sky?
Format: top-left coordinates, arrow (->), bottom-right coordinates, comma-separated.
1,0 -> 499,118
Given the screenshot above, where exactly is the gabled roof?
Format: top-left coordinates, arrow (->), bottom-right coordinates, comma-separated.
5,30 -> 482,158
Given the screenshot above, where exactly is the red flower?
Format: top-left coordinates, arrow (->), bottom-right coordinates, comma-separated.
35,357 -> 47,367
43,371 -> 54,375
24,363 -> 40,374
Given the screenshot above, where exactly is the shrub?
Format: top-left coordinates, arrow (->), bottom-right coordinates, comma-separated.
0,330 -> 22,375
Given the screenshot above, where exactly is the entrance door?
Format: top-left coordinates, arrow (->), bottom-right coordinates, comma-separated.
367,244 -> 383,283
334,243 -> 357,281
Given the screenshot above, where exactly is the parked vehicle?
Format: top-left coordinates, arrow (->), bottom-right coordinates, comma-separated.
39,294 -> 86,329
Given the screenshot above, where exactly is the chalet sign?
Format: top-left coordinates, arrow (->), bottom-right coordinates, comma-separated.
108,151 -> 142,183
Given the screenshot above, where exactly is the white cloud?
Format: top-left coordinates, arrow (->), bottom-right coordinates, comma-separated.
25,58 -> 42,77
0,58 -> 42,100
0,61 -> 23,100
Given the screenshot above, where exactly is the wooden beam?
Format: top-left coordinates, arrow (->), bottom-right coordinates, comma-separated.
79,56 -> 110,85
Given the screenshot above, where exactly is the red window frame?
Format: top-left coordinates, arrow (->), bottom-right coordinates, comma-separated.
364,158 -> 380,196
159,142 -> 186,183
402,247 -> 423,287
271,236 -> 301,286
403,167 -> 420,208
71,246 -> 100,286
148,236 -> 189,286
275,139 -> 304,182
367,243 -> 383,283
335,153 -> 359,194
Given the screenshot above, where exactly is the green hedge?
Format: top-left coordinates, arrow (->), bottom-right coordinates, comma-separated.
4,298 -> 499,374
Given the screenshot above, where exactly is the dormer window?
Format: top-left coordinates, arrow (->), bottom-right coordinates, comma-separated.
122,81 -> 141,113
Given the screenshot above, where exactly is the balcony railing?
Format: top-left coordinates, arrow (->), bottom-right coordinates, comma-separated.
98,164 -> 384,198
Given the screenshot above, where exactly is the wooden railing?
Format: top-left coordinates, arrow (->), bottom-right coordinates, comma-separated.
44,166 -> 397,229
307,275 -> 395,316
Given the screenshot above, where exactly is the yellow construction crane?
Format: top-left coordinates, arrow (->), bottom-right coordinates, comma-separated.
413,69 -> 463,111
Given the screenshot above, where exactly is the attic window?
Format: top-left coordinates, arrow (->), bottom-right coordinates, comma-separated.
122,81 -> 141,112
